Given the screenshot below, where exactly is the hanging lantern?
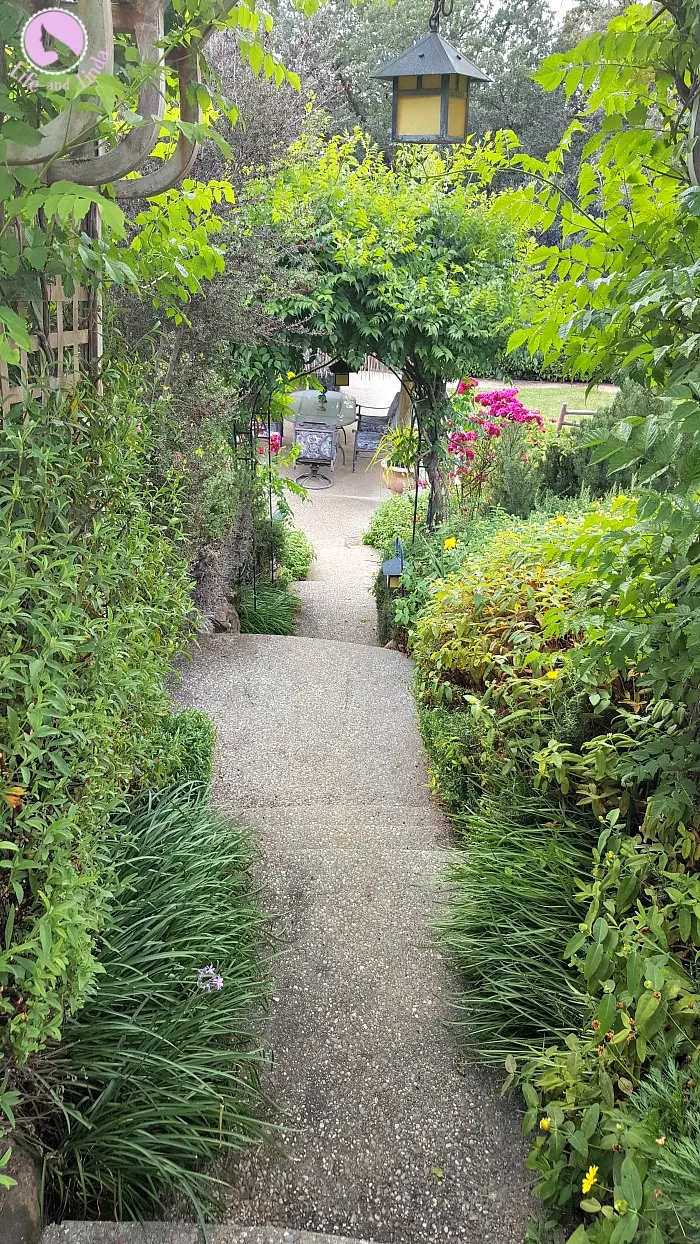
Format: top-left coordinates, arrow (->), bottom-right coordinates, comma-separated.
330,359 -> 351,387
382,537 -> 405,590
373,1 -> 488,145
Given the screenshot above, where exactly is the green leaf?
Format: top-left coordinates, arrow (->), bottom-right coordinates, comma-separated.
565,1226 -> 590,1244
2,120 -> 42,147
0,306 -> 31,350
619,1155 -> 643,1212
610,1212 -> 639,1244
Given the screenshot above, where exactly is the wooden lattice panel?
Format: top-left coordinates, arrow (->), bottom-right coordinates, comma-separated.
1,207 -> 101,415
0,279 -> 96,414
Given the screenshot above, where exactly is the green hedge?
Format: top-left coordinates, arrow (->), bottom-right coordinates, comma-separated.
0,381 -> 193,1066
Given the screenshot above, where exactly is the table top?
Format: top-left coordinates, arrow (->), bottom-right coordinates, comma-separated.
288,390 -> 357,427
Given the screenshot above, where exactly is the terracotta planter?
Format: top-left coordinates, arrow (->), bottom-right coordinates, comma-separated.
381,460 -> 415,495
381,460 -> 428,495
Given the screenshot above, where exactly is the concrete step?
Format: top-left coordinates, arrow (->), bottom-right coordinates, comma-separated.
43,1225 -> 374,1244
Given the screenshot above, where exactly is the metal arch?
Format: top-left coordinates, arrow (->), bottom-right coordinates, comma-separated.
688,94 -> 700,187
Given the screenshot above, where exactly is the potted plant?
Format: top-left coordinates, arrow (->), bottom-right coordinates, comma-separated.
371,425 -> 422,494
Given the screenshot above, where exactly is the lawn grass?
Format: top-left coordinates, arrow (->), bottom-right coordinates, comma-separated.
476,380 -> 617,426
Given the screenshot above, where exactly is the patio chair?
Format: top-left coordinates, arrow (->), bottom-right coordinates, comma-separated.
352,405 -> 392,471
294,420 -> 339,489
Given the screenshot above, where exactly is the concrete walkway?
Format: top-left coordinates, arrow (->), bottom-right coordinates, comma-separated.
171,426 -> 530,1244
289,458 -> 383,645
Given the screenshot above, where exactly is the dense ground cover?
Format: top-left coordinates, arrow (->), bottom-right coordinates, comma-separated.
0,359 -> 280,1219
365,487 -> 700,1243
29,785 -> 269,1221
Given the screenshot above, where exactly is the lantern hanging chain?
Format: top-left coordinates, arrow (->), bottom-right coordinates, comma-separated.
428,0 -> 453,33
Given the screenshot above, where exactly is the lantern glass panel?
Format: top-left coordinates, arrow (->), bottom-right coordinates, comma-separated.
447,93 -> 467,139
398,75 -> 417,90
397,90 -> 441,138
422,74 -> 441,88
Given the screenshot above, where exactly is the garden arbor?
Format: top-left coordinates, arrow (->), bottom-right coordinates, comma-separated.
2,0 -> 293,407
243,134 -> 523,525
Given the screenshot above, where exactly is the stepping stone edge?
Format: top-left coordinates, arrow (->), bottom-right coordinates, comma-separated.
42,1224 -> 375,1244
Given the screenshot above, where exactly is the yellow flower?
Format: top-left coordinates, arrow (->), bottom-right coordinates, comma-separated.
3,785 -> 25,811
539,1117 -> 552,1131
444,536 -> 457,550
555,515 -> 567,525
513,603 -> 520,614
582,1165 -> 599,1195
545,670 -> 559,680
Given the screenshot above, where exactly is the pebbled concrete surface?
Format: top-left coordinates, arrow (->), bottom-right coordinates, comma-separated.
284,453 -> 384,647
43,1226 -> 372,1244
175,627 -> 531,1244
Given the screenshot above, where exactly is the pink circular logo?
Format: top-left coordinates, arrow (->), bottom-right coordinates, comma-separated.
22,8 -> 87,74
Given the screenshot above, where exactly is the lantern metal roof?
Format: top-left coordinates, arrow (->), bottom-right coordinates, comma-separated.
373,32 -> 489,84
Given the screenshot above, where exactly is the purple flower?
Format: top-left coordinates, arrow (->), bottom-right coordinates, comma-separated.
196,964 -> 224,992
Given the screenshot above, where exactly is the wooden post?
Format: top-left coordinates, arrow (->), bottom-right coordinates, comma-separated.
396,373 -> 414,428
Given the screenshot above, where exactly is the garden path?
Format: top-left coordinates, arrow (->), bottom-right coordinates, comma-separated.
173,415 -> 531,1244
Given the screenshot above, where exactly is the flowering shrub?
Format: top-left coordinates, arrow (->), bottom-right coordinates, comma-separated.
410,502 -> 700,1242
447,383 -> 545,515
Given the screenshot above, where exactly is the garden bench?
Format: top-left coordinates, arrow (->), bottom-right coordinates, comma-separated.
556,403 -> 597,434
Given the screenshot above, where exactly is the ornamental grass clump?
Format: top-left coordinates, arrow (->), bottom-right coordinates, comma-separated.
238,581 -> 301,635
436,794 -> 594,1064
30,785 -> 270,1222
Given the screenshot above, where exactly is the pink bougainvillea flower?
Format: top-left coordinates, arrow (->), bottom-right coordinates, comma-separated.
456,377 -> 478,395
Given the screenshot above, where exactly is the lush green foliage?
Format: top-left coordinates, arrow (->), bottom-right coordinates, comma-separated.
149,709 -> 218,790
0,376 -> 193,1068
277,525 -> 315,586
435,796 -> 593,1064
245,132 -> 523,383
538,391 -> 638,501
238,581 -> 301,635
362,492 -> 430,552
240,131 -> 527,521
30,785 -> 269,1221
404,503 -> 700,1243
0,0 -> 305,363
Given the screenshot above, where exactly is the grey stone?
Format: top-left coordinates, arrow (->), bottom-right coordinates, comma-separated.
210,602 -> 241,634
54,426 -> 530,1244
42,1228 -> 371,1244
0,1141 -> 42,1244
